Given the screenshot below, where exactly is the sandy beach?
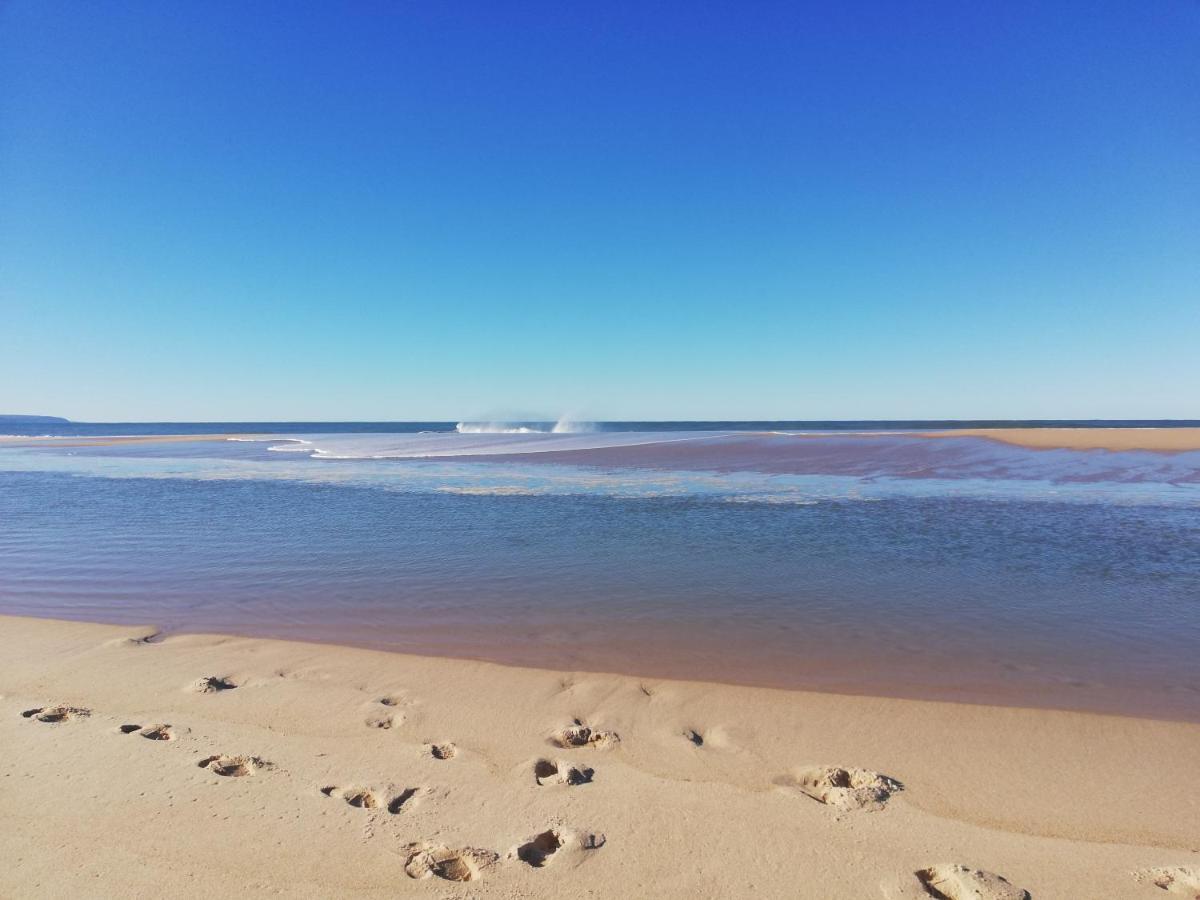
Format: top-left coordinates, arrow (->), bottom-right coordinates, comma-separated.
3,615 -> 1198,898
7,0 -> 1197,895
926,427 -> 1200,452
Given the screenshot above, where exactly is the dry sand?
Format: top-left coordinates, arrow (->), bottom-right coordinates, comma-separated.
924,427 -> 1200,452
2,615 -> 1198,899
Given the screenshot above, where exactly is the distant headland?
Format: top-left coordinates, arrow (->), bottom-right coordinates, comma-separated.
0,415 -> 70,424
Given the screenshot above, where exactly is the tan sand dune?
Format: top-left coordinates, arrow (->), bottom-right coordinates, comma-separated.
2,614 -> 1199,898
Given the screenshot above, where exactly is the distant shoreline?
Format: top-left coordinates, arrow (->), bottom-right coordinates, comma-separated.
924,427 -> 1200,452
2,417 -> 1199,440
0,414 -> 69,424
6,423 -> 1200,453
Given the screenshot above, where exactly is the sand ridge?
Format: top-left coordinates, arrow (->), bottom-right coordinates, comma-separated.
923,427 -> 1200,452
2,614 -> 1199,898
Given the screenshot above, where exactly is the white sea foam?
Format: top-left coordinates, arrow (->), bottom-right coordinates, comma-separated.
226,436 -> 313,450
455,423 -> 541,434
455,417 -> 595,435
266,440 -> 313,452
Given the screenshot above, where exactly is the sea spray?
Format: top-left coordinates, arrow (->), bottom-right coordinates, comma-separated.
456,417 -> 595,434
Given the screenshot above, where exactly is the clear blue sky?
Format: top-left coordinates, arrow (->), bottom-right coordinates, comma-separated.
1,2 -> 1197,421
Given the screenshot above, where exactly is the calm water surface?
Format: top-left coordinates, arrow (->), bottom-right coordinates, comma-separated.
1,423 -> 1197,720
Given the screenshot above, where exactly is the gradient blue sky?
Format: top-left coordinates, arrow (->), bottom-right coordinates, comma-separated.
2,2 -> 1197,421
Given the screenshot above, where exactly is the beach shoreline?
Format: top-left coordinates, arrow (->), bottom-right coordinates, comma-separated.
7,609 -> 1197,726
3,613 -> 1197,898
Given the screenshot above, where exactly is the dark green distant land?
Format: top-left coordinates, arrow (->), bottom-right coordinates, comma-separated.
0,415 -> 70,423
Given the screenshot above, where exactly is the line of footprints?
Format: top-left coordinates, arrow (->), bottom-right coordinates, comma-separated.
18,686 -> 607,886
19,688 -> 1200,897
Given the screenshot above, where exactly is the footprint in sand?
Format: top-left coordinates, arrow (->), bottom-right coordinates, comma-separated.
428,742 -> 457,760
550,719 -> 620,750
106,631 -> 163,648
118,723 -> 174,740
516,830 -> 562,868
197,754 -> 268,777
533,758 -> 594,786
510,827 -> 605,869
321,785 -> 420,813
365,712 -> 404,730
1134,866 -> 1200,895
364,694 -> 410,730
322,786 -> 381,809
189,676 -> 237,693
21,705 -> 91,724
403,844 -> 498,883
883,865 -> 1030,899
679,725 -> 735,750
778,764 -> 902,812
387,788 -> 421,813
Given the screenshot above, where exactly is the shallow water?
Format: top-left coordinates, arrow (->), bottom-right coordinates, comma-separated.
1,425 -> 1197,719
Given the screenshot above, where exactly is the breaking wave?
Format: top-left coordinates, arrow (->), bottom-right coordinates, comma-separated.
456,418 -> 595,434
226,437 -> 314,452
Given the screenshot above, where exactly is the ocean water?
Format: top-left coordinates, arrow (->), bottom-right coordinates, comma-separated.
1,422 -> 1197,720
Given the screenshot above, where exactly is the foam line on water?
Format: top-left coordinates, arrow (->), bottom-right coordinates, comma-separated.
303,431 -> 725,460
